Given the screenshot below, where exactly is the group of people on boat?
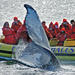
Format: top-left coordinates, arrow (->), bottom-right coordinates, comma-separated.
2,17 -> 75,46
2,17 -> 31,45
42,19 -> 75,46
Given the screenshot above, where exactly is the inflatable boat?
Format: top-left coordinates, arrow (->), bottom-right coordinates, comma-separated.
0,38 -> 75,61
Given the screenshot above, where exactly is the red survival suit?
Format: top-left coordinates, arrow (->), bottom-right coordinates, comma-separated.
49,22 -> 54,36
49,22 -> 54,31
2,26 -> 17,44
53,22 -> 60,38
60,19 -> 71,38
42,21 -> 53,40
17,20 -> 31,42
71,24 -> 75,39
56,28 -> 67,46
11,17 -> 22,33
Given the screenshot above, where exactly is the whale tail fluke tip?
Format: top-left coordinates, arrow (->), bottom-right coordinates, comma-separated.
24,4 -> 27,8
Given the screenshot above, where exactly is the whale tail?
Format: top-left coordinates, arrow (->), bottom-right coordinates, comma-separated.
15,4 -> 60,69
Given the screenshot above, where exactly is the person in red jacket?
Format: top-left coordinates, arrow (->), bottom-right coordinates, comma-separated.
49,22 -> 54,31
49,22 -> 54,36
53,22 -> 60,37
11,17 -> 22,33
56,28 -> 67,46
60,19 -> 68,29
42,21 -> 53,40
2,22 -> 17,44
17,20 -> 31,42
60,19 -> 72,35
70,20 -> 75,39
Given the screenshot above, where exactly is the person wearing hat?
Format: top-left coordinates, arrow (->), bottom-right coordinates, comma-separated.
60,19 -> 71,36
53,22 -> 60,38
60,19 -> 69,29
49,22 -> 54,37
11,17 -> 22,33
2,22 -> 17,44
56,28 -> 67,46
49,22 -> 54,31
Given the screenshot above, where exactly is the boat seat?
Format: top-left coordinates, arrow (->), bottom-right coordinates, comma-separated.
64,39 -> 75,47
50,38 -> 59,46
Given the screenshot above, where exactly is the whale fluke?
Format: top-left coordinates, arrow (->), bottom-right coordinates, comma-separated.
15,4 -> 60,70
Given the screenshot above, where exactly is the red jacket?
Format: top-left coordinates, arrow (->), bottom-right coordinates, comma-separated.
11,20 -> 22,33
42,24 -> 53,40
71,25 -> 75,39
71,25 -> 75,33
56,32 -> 66,46
60,23 -> 72,34
49,24 -> 60,38
17,25 -> 27,39
60,23 -> 71,39
17,24 -> 31,42
49,22 -> 54,30
49,22 -> 54,36
54,24 -> 60,37
56,33 -> 66,41
2,27 -> 17,44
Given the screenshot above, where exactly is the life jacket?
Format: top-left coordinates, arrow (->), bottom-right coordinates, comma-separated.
11,20 -> 22,33
2,27 -> 17,44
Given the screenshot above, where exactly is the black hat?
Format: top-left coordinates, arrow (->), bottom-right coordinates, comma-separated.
70,20 -> 74,24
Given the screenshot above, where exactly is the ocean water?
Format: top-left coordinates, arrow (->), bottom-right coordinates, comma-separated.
0,61 -> 75,75
0,0 -> 75,75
